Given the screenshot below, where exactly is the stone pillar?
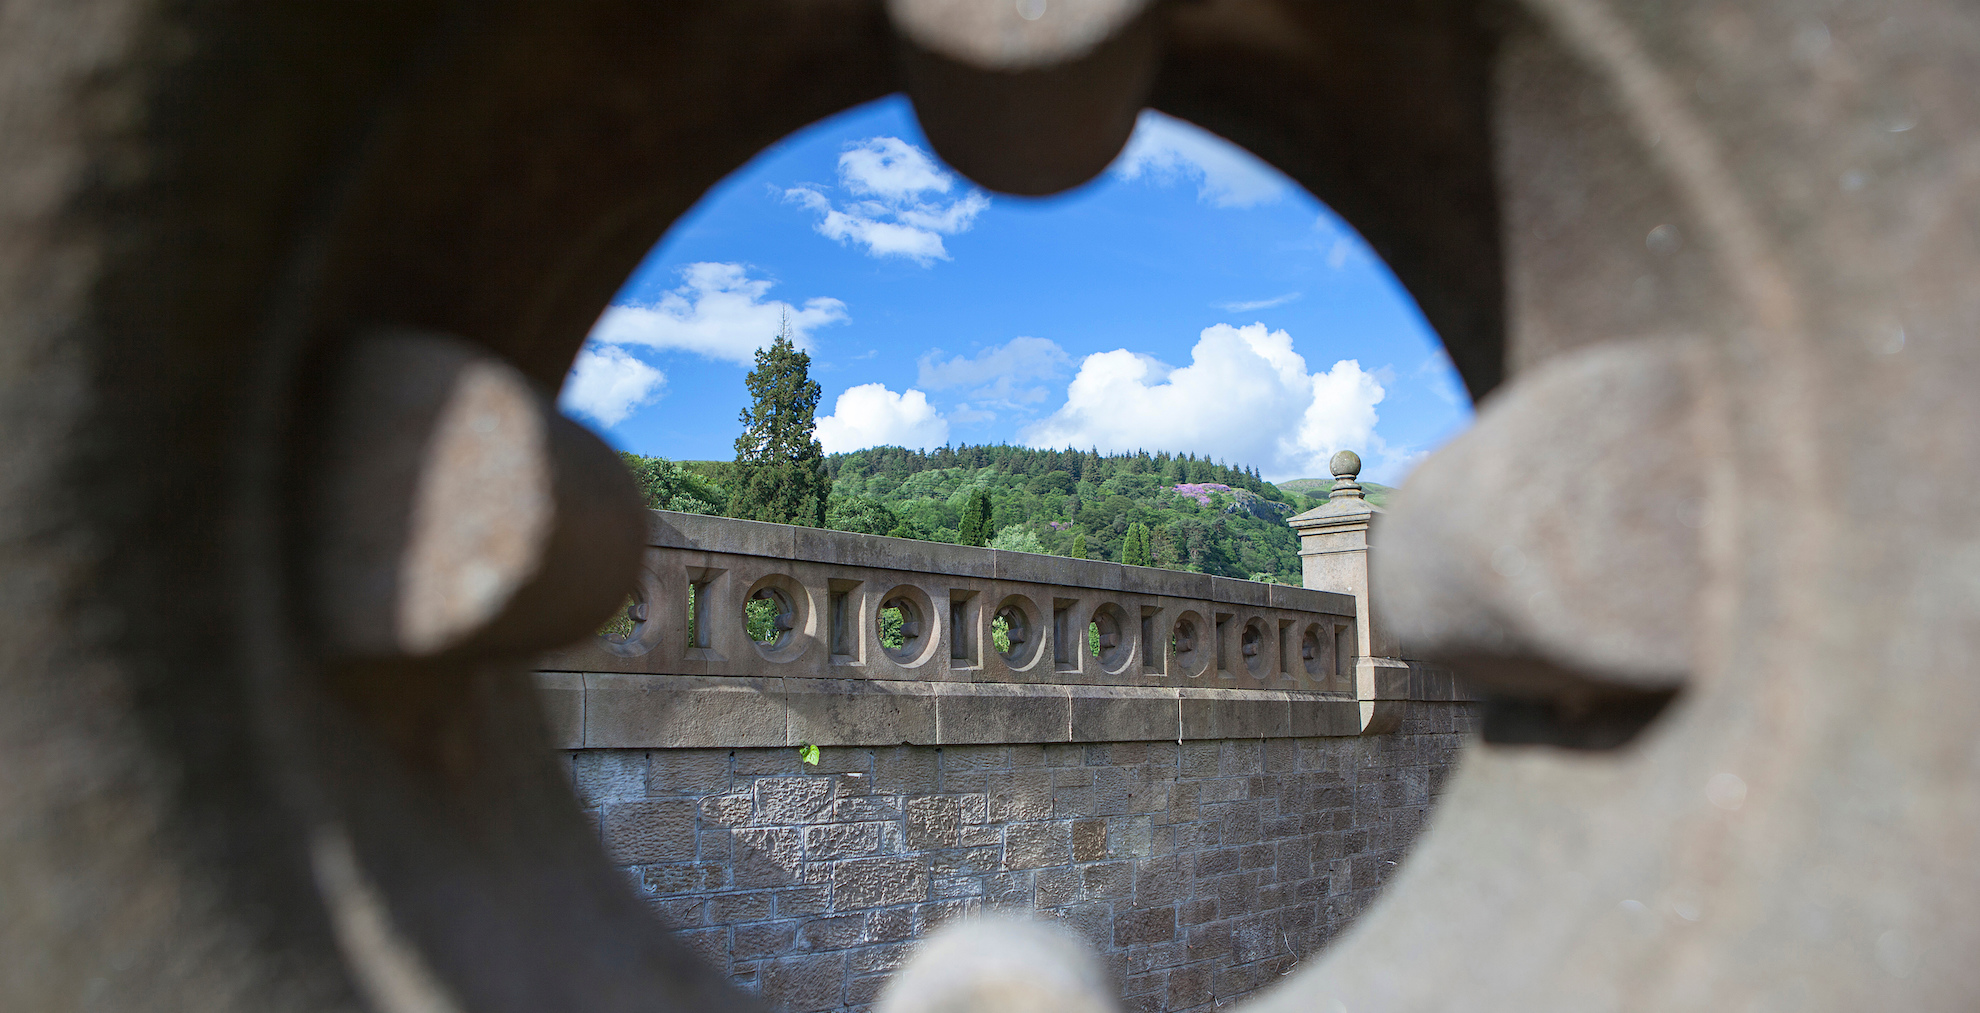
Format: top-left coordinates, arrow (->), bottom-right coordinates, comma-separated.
1289,451 -> 1407,734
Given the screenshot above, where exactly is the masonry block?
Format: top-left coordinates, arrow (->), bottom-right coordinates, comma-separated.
1135,854 -> 1189,908
733,920 -> 800,960
1035,865 -> 1080,907
801,913 -> 868,951
573,750 -> 649,809
587,674 -> 786,748
602,799 -> 696,865
987,768 -> 1056,823
535,671 -> 585,749
706,891 -> 774,923
904,795 -> 960,849
787,678 -> 938,747
732,827 -> 805,888
1115,906 -> 1177,946
805,821 -> 882,861
1082,861 -> 1132,901
834,856 -> 930,909
1072,818 -> 1109,862
754,776 -> 835,825
1003,820 -> 1072,870
760,952 -> 847,1013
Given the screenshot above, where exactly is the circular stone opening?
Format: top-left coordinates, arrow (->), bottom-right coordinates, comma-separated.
991,594 -> 1042,669
1170,611 -> 1207,677
595,562 -> 665,658
876,586 -> 935,665
1241,618 -> 1269,676
745,584 -> 797,650
1300,623 -> 1327,680
1087,602 -> 1133,674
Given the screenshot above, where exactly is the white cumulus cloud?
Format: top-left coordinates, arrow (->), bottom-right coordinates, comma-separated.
785,137 -> 989,264
816,383 -> 952,453
1019,322 -> 1384,481
1110,110 -> 1291,209
559,344 -> 666,427
917,336 -> 1073,406
587,262 -> 848,366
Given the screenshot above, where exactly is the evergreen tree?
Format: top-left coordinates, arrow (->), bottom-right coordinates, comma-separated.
1150,524 -> 1178,568
1071,531 -> 1087,559
729,315 -> 830,526
958,489 -> 993,546
1122,522 -> 1152,566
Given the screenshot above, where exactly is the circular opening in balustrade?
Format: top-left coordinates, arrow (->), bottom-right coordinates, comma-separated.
1170,610 -> 1207,678
1086,602 -> 1133,674
745,587 -> 794,648
742,573 -> 809,660
595,561 -> 665,658
990,594 -> 1042,670
1241,617 -> 1270,677
1299,622 -> 1327,682
875,584 -> 937,666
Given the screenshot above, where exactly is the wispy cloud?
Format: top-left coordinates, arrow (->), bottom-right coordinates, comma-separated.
1109,110 -> 1291,209
917,336 -> 1073,407
1217,292 -> 1302,313
785,137 -> 989,264
1301,213 -> 1372,271
587,262 -> 847,366
1414,349 -> 1469,407
948,404 -> 997,427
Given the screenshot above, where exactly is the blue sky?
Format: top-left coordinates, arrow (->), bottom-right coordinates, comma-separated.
559,95 -> 1469,484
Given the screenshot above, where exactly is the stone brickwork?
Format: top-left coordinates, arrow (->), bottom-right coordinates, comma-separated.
563,700 -> 1478,1013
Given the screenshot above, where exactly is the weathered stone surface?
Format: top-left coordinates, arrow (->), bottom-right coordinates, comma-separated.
787,678 -> 940,748
604,800 -> 700,865
22,0 -> 1969,1010
835,856 -> 933,909
574,714 -> 1472,1013
585,673 -> 786,748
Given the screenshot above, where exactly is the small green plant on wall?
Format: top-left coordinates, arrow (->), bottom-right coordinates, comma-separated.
797,742 -> 820,766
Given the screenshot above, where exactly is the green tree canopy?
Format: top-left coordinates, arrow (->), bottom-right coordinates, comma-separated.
1121,522 -> 1152,566
958,489 -> 993,547
621,452 -> 725,515
1070,531 -> 1087,559
825,494 -> 898,536
729,316 -> 830,527
987,524 -> 1045,554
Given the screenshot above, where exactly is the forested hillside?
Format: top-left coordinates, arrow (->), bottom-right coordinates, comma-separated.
624,445 -> 1391,585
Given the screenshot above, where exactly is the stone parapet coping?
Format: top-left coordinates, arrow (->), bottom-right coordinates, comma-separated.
648,511 -> 1356,614
539,511 -> 1363,694
535,671 -> 1478,750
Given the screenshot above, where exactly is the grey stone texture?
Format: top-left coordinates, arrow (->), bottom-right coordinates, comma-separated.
566,700 -> 1475,1013
540,517 -> 1356,696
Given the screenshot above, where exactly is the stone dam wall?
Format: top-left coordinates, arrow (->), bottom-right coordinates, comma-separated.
537,508 -> 1480,1012
558,700 -> 1477,1013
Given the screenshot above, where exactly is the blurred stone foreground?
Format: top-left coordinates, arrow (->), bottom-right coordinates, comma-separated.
2,2 -> 1976,1013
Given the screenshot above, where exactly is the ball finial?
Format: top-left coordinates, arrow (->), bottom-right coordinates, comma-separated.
1329,450 -> 1361,479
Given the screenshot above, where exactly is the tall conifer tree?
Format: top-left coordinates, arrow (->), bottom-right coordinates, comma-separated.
958,489 -> 993,546
1122,522 -> 1152,566
730,314 -> 829,526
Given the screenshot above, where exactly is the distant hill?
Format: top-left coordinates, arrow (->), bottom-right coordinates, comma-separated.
1273,477 -> 1395,508
631,446 -> 1389,584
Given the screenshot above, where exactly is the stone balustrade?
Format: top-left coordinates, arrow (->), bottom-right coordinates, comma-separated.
534,511 -> 1400,752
